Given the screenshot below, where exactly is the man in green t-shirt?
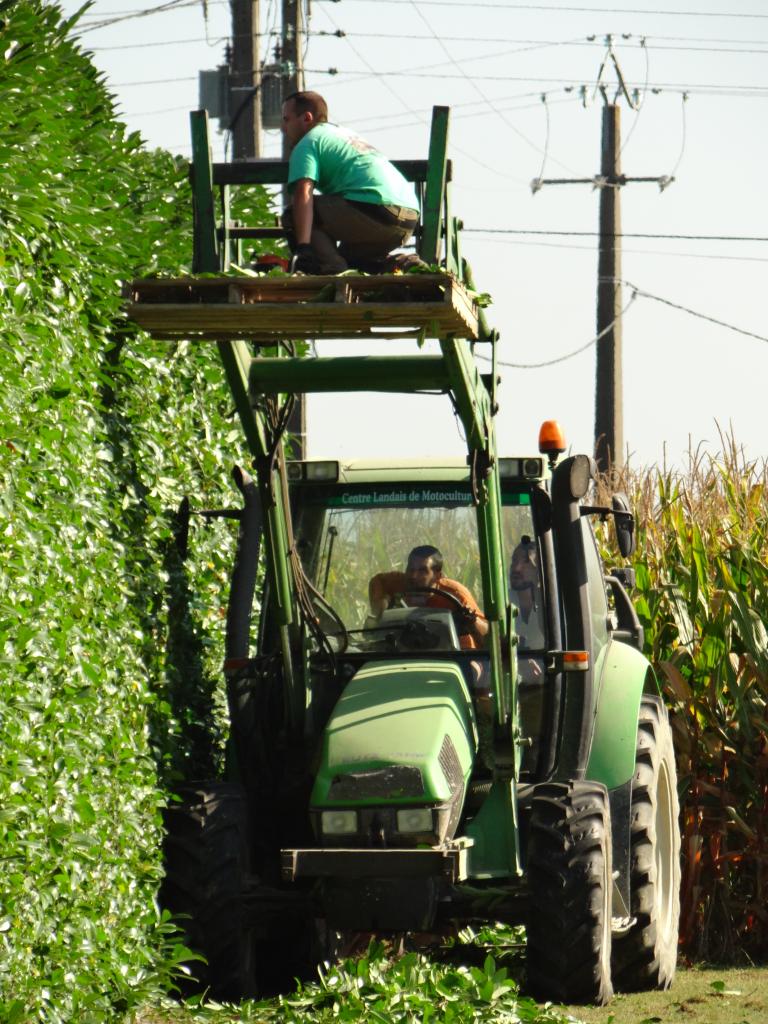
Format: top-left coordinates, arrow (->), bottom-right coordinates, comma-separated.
281,91 -> 422,274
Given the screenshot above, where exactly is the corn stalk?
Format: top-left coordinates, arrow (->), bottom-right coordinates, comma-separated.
598,434 -> 768,961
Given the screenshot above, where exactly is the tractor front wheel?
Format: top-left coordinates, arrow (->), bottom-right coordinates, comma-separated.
161,783 -> 256,1001
526,780 -> 614,1005
612,695 -> 681,991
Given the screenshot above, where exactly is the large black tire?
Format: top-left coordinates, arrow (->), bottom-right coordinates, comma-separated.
612,695 -> 681,991
161,783 -> 256,1002
526,780 -> 614,1006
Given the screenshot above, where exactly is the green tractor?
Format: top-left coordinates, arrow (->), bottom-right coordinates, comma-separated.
143,106 -> 681,1006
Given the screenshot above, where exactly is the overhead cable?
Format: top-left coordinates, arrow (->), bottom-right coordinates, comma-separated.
405,1 -> 580,175
477,281 -> 768,370
88,31 -> 768,56
475,293 -> 638,369
473,236 -> 768,264
74,0 -> 195,33
621,280 -> 768,344
306,67 -> 768,95
315,0 -> 768,17
81,0 -> 768,18
464,229 -> 768,242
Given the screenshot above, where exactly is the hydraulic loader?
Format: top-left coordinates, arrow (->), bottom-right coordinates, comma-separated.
128,106 -> 681,1006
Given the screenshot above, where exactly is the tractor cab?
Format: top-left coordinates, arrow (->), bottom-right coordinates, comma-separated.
281,456 -> 548,761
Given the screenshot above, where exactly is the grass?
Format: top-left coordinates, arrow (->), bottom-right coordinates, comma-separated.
564,965 -> 768,1024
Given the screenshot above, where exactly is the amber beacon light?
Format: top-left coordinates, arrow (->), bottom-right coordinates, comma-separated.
538,420 -> 567,468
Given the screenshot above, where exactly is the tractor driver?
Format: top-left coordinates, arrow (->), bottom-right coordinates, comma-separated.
368,545 -> 489,652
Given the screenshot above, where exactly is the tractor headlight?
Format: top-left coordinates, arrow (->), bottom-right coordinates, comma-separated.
320,809 -> 358,836
396,808 -> 434,834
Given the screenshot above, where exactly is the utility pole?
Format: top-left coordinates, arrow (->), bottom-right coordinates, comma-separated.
280,0 -> 305,165
532,39 -> 673,477
595,103 -> 622,475
229,0 -> 261,159
282,0 -> 307,457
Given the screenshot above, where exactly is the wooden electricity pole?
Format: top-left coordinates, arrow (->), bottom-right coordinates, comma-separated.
533,41 -> 673,476
595,104 -> 622,475
282,0 -> 306,457
281,0 -> 305,164
230,0 -> 261,160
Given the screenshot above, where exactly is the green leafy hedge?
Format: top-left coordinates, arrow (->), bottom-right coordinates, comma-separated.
0,2 -> 272,1019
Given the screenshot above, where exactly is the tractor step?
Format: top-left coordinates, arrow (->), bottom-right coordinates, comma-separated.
123,272 -> 479,342
282,840 -> 473,884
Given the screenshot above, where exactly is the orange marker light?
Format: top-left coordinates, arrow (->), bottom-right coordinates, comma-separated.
562,650 -> 590,671
538,420 -> 567,456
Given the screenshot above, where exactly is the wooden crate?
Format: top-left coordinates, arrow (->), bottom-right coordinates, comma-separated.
123,273 -> 479,342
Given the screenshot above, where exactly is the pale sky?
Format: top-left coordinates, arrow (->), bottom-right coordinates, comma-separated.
61,0 -> 768,470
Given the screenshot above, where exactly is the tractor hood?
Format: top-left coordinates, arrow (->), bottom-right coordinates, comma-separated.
311,660 -> 476,843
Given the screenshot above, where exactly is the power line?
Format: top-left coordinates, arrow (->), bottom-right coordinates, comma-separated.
85,29 -> 768,55
314,31 -> 768,56
113,76 -> 197,87
622,280 -> 768,344
125,104 -> 193,116
88,30 -> 281,50
475,280 -> 768,371
318,3 -> 429,129
464,229 -> 768,242
84,0 -> 768,18
315,0 -> 768,18
473,236 -> 768,264
647,32 -> 768,46
351,93 -> 580,145
89,34 -> 227,49
402,1 -> 579,175
308,67 -> 768,93
74,0 -> 195,32
476,293 -> 638,369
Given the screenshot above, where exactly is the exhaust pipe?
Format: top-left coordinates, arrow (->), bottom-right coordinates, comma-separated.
225,466 -> 262,741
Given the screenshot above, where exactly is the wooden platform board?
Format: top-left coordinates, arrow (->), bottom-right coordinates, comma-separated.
123,273 -> 479,342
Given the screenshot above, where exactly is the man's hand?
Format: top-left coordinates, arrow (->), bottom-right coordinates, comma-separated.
290,243 -> 320,275
458,606 -> 478,626
457,603 -> 489,639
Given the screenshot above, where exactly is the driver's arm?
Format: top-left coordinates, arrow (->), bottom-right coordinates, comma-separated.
440,579 -> 489,642
369,571 -> 407,617
470,611 -> 490,640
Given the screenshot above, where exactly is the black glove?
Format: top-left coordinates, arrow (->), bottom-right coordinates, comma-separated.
290,244 -> 320,275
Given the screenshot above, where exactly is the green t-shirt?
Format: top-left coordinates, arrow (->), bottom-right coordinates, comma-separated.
287,123 -> 419,211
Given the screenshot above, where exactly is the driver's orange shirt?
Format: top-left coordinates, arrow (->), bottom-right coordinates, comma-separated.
368,572 -> 486,650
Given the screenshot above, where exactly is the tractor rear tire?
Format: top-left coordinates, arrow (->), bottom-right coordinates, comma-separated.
612,695 -> 681,991
526,780 -> 614,1005
161,783 -> 255,1002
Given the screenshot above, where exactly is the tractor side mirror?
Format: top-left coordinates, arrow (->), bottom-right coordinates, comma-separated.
568,454 -> 595,500
612,492 -> 636,558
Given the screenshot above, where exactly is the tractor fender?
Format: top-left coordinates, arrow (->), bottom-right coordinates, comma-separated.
585,639 -> 660,791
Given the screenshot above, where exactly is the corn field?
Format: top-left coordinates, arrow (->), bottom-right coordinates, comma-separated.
599,435 -> 768,963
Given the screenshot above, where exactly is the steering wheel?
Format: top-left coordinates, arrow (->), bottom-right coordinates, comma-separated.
390,587 -> 474,631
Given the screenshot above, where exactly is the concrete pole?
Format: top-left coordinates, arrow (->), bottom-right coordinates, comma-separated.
594,103 -> 623,476
230,0 -> 261,160
282,0 -> 306,457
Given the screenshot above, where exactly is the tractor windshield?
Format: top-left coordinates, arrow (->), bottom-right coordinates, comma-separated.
293,482 -> 543,654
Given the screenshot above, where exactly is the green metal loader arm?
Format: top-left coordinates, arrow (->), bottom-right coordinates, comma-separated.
187,105 -> 512,740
